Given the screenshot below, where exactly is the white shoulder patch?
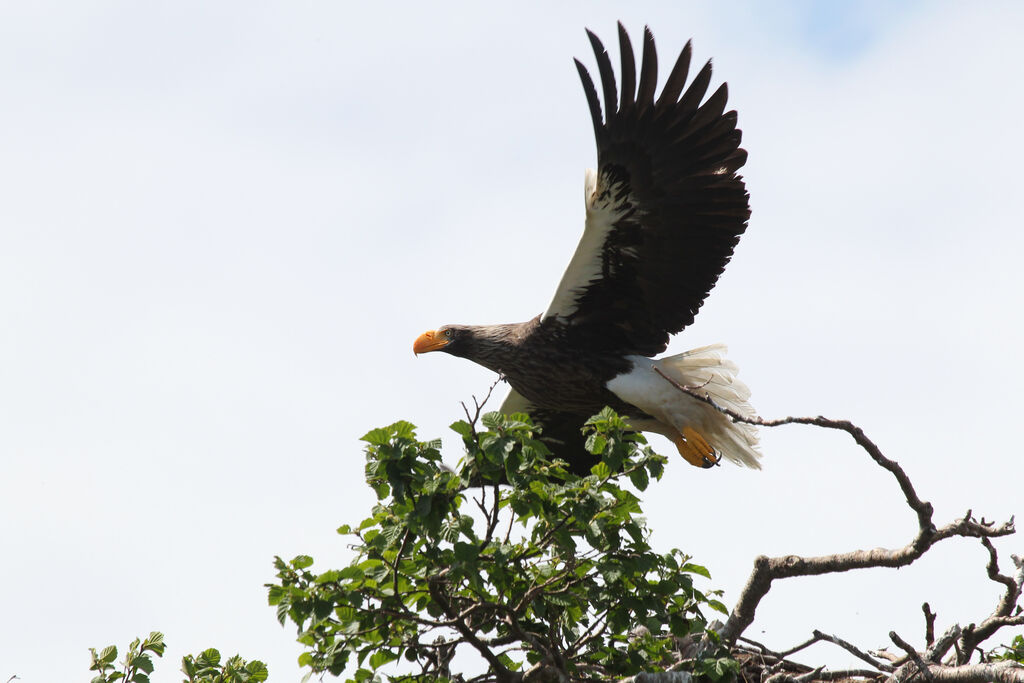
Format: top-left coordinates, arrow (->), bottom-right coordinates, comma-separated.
542,168 -> 627,320
498,388 -> 533,415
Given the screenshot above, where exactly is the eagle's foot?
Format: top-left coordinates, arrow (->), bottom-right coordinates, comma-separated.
675,427 -> 720,469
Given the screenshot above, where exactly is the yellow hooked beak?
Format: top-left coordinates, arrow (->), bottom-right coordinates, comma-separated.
413,329 -> 450,355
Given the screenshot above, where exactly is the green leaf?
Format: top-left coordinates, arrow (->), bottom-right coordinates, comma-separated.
290,555 -> 314,570
134,655 -> 155,674
481,412 -> 504,431
682,562 -> 711,579
315,569 -> 341,584
360,426 -> 393,446
414,493 -> 432,517
628,467 -> 649,491
390,420 -> 417,440
142,632 -> 165,655
585,433 -> 607,454
449,420 -> 473,438
368,649 -> 397,670
454,542 -> 478,562
266,585 -> 285,605
245,661 -> 269,681
707,598 -> 729,615
338,565 -> 365,581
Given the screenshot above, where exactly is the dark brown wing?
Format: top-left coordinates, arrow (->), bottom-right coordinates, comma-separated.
543,23 -> 750,357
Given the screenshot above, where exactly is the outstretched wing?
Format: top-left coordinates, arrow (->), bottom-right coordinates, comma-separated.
544,24 -> 750,357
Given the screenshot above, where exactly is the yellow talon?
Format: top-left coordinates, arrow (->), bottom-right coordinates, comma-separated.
674,427 -> 720,469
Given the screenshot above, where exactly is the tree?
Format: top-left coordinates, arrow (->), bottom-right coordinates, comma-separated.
78,388 -> 1022,682
268,406 -> 737,682
266,381 -> 1024,682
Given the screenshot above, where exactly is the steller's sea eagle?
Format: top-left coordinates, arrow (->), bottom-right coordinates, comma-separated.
414,24 -> 760,474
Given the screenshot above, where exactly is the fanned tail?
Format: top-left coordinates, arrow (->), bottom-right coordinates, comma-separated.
655,344 -> 761,468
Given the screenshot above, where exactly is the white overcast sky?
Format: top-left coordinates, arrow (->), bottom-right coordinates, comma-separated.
2,2 -> 1023,680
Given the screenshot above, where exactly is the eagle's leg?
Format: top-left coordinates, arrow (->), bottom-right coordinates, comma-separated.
673,427 -> 720,469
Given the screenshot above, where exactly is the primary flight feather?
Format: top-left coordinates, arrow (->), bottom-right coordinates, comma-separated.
414,24 -> 760,474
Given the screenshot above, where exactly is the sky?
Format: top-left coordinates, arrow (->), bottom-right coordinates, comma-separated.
1,1 -> 1023,680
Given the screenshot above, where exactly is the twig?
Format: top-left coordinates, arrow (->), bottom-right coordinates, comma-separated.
922,603 -> 936,649
812,630 -> 893,672
736,634 -> 772,652
392,529 -> 412,597
478,483 -> 503,553
461,375 -> 506,435
775,634 -> 823,659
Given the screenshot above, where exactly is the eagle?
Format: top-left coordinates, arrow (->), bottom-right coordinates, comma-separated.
414,24 -> 760,475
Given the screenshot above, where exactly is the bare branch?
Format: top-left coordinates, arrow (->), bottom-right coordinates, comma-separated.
618,673 -> 695,682
645,368 -> 1024,683
926,625 -> 961,665
742,629 -> 892,673
426,575 -> 516,682
653,370 -> 1018,648
813,630 -> 893,672
654,367 -> 935,531
775,634 -> 825,659
959,544 -> 1024,661
890,661 -> 1024,682
765,667 -> 824,683
733,641 -> 888,682
982,538 -> 1020,605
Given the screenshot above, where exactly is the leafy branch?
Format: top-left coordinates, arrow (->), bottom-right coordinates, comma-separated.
267,408 -> 736,682
89,632 -> 167,683
88,633 -> 267,683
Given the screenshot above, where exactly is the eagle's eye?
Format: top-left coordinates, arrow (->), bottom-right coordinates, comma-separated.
444,329 -> 453,339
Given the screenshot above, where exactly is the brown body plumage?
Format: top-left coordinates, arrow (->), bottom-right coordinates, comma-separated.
438,318 -> 635,416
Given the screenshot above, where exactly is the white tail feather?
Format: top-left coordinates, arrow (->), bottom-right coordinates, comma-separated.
606,346 -> 762,469
656,345 -> 761,468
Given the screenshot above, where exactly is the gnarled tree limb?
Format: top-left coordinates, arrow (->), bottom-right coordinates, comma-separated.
651,369 -> 1023,683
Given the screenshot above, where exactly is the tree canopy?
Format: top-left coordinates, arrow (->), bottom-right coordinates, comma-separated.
81,397 -> 1024,683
